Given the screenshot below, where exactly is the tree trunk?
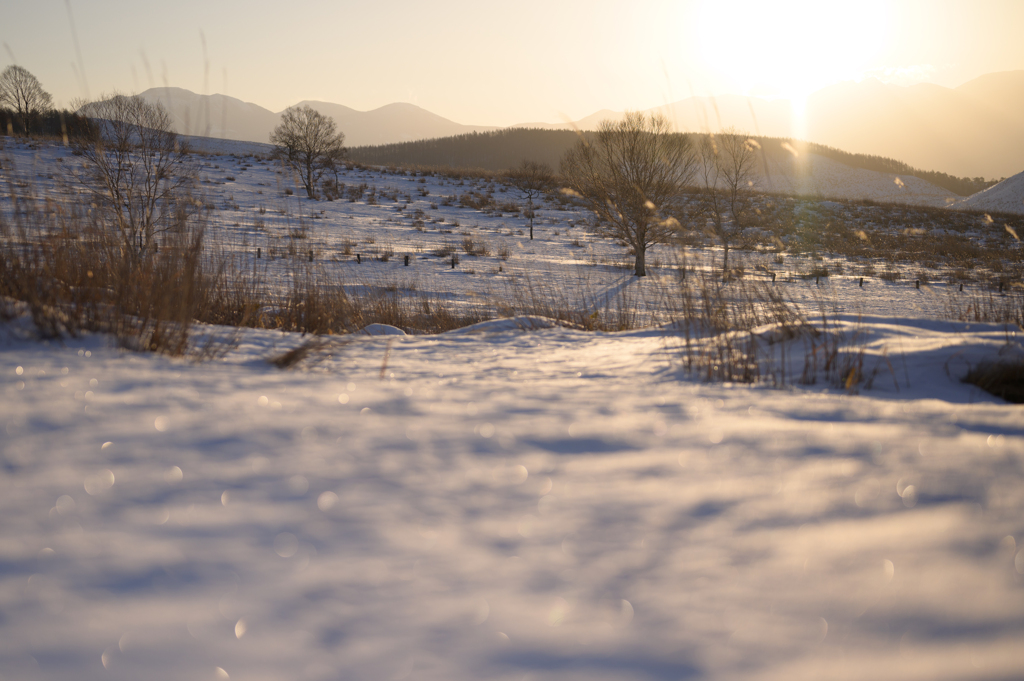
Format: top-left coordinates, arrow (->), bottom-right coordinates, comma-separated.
304,160 -> 316,199
528,196 -> 534,240
634,245 -> 646,277
721,242 -> 730,279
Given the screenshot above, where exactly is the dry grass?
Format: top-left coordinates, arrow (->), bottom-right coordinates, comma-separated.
963,360 -> 1024,403
944,287 -> 1024,327
0,193 -> 225,355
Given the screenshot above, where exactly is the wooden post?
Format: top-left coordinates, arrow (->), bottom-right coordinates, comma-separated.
357,253 -> 361,264
404,254 -> 410,266
859,277 -> 863,287
915,279 -> 920,289
257,247 -> 261,259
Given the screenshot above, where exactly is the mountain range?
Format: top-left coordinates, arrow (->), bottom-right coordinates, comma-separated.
139,87 -> 496,149
138,71 -> 1024,179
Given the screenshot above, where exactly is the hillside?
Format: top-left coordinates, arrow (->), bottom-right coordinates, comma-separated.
958,170 -> 1024,215
349,129 -> 966,207
349,128 -> 583,172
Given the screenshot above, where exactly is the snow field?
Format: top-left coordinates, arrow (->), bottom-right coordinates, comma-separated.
1,138 -> 1024,680
3,311 -> 1024,680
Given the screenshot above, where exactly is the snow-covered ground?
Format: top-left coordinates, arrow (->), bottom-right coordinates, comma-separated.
3,309 -> 1023,681
958,170 -> 1024,216
2,139 -> 1024,680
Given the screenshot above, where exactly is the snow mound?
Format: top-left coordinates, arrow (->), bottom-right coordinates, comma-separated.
442,316 -> 569,334
957,169 -> 1024,215
355,323 -> 407,336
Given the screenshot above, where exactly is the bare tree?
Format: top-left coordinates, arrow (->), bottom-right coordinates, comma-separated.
561,112 -> 697,276
270,105 -> 345,199
697,131 -> 760,277
505,160 -> 554,240
0,65 -> 54,133
72,93 -> 196,257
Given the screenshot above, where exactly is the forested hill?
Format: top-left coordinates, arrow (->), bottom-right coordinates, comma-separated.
348,128 -> 583,175
348,128 -> 999,197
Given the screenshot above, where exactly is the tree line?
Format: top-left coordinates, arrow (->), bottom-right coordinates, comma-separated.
0,65 -> 93,139
349,128 -> 583,173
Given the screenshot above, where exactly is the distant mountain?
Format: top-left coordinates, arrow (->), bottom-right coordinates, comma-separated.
542,72 -> 1024,180
139,87 -> 279,143
137,88 -> 494,148
295,101 -> 495,146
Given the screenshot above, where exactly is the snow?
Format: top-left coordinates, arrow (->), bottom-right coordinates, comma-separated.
2,139 -> 1024,680
3,310 -> 1023,681
180,135 -> 276,158
958,170 -> 1024,216
756,152 -> 960,208
355,323 -> 407,336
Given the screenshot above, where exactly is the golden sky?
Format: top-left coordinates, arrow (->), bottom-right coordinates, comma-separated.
3,0 -> 1024,125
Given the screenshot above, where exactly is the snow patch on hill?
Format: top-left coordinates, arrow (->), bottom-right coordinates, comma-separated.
957,170 -> 1024,215
757,152 -> 960,208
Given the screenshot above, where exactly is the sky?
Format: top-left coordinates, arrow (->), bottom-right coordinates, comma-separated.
2,0 -> 1024,126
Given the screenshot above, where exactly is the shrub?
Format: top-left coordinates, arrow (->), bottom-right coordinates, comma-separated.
496,241 -> 512,260
433,241 -> 457,258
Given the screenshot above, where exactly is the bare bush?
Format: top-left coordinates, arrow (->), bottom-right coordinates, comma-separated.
72,93 -> 197,258
697,131 -> 760,277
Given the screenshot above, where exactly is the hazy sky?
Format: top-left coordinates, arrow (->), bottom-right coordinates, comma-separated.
3,0 -> 1023,126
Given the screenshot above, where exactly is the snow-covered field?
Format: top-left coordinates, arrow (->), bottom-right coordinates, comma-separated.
2,139 -> 1024,680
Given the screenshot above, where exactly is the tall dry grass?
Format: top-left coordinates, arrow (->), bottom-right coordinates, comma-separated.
0,188 -> 222,354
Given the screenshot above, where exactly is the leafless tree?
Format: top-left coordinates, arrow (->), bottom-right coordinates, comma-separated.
506,160 -> 554,240
72,93 -> 196,257
0,65 -> 54,133
561,112 -> 697,276
697,131 -> 760,277
270,105 -> 346,199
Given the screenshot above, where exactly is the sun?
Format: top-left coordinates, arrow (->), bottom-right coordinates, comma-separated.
695,0 -> 890,101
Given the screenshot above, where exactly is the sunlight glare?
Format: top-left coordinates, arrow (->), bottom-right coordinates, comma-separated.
697,0 -> 888,101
